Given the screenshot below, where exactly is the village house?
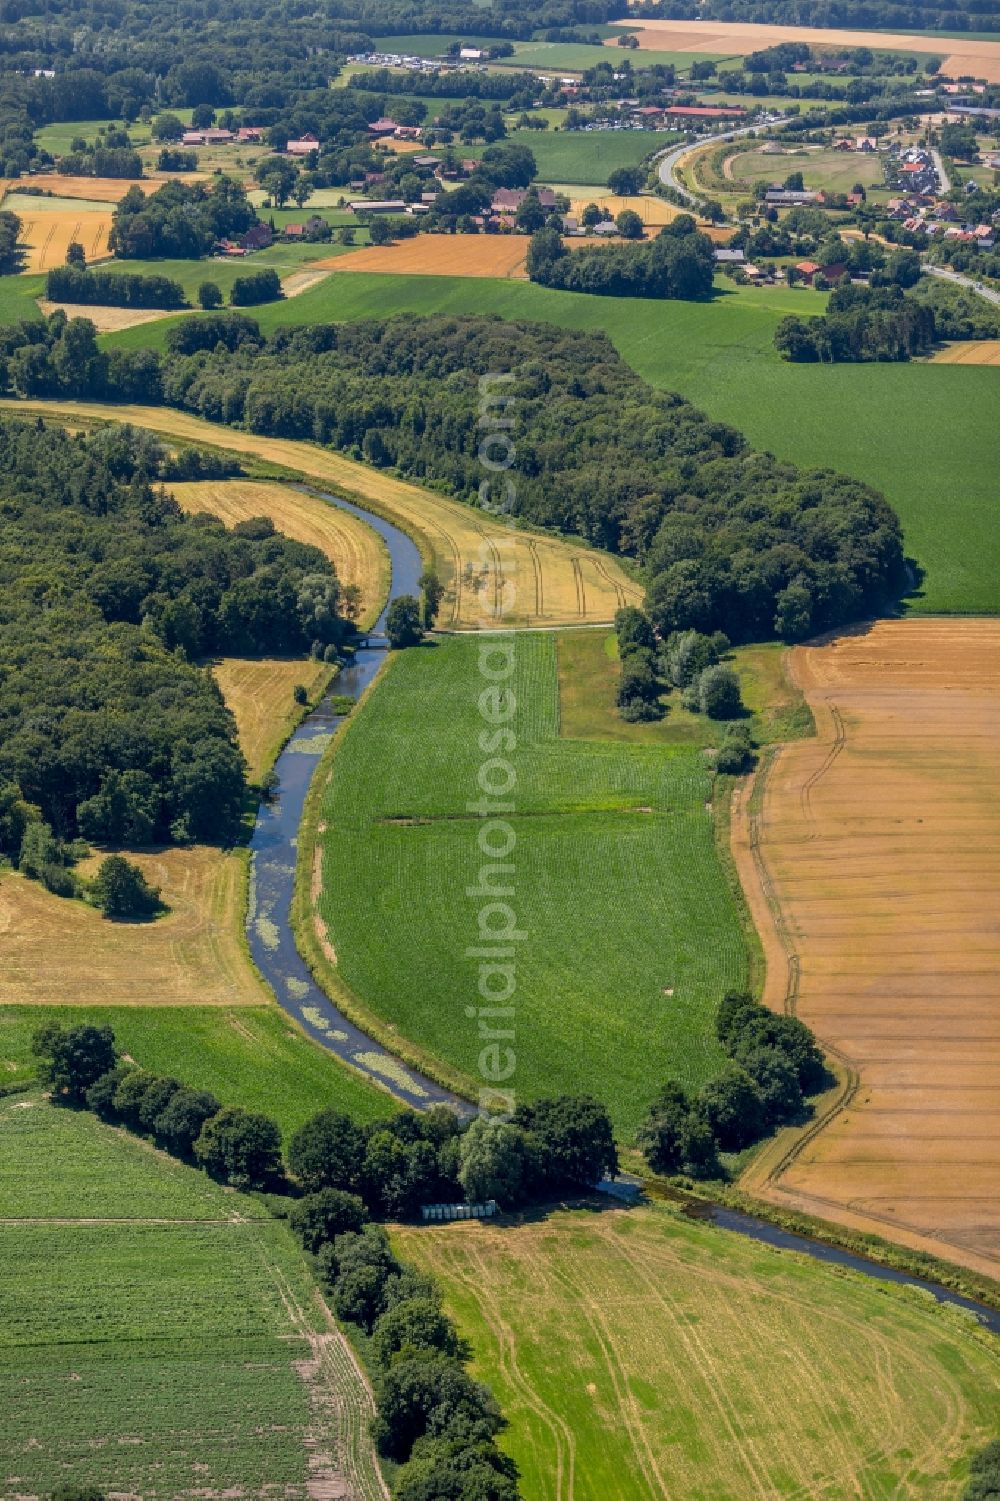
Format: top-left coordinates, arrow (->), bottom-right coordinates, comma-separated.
286,133 -> 320,157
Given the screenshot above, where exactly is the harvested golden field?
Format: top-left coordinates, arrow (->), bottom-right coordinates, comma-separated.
3,401 -> 643,629
396,1204 -> 1000,1501
170,479 -> 389,629
734,619 -> 1000,1279
36,299 -> 169,331
327,235 -> 530,279
214,657 -> 331,783
15,210 -> 112,272
616,19 -> 1000,82
2,174 -> 170,201
0,846 -> 266,1008
569,192 -> 682,227
932,340 -> 1000,366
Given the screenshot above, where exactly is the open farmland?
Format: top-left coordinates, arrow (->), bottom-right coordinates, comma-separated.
0,1004 -> 393,1132
0,1095 -> 386,1499
0,845 -> 267,1009
727,146 -> 887,195
213,657 -> 331,783
328,234 -> 531,279
932,340 -> 1000,365
734,619 -> 1000,1281
307,634 -> 747,1132
0,399 -> 643,629
14,208 -> 112,271
396,1203 -> 999,1501
480,128 -> 681,186
615,19 -> 1000,82
178,271 -> 999,618
170,478 -> 389,630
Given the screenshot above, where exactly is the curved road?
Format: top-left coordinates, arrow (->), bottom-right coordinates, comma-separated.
923,261 -> 1000,306
654,119 -> 787,205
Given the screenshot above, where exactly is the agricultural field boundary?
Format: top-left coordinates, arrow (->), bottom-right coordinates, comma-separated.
732,618 -> 1000,1282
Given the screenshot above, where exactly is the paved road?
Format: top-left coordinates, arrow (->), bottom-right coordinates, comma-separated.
654,121 -> 786,204
930,147 -> 951,194
924,262 -> 1000,306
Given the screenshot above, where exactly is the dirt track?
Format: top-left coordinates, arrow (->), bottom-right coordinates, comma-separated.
734,619 -> 1000,1279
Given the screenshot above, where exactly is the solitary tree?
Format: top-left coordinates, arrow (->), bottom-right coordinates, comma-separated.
608,165 -> 644,196
65,240 -> 86,269
197,280 -> 223,309
418,568 -> 445,630
616,208 -> 644,240
385,595 -> 423,649
90,854 -> 161,918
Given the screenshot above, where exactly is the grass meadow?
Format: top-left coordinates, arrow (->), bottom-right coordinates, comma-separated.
196,270 -> 998,618
396,1203 -> 1000,1501
0,1004 -> 395,1132
314,634 -> 747,1134
469,127 -> 682,184
0,1095 -> 383,1500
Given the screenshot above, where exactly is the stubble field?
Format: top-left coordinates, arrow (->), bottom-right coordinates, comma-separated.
734,618 -> 1000,1280
396,1203 -> 1000,1501
0,1095 -> 386,1499
170,478 -> 390,630
1,400 -> 643,629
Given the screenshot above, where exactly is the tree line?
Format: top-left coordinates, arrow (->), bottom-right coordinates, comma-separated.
526,215 -> 717,301
46,264 -> 188,309
0,409 -> 355,847
775,284 -> 938,363
53,309 -> 905,645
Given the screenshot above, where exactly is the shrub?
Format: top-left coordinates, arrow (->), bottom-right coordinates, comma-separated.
698,665 -> 743,720
716,724 -> 755,775
198,281 -> 223,309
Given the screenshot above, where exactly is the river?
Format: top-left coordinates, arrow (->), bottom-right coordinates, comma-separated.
245,485 -> 997,1331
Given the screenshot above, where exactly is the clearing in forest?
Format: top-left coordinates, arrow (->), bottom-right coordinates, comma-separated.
170,478 -> 390,630
1,399 -> 642,629
396,1203 -> 999,1501
307,634 -> 747,1130
0,1095 -> 385,1500
734,618 -> 1000,1281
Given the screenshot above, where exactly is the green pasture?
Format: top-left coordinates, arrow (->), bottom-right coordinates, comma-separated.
64,241 -> 349,301
398,1202 -> 1000,1501
728,146 -> 886,193
33,110 -> 195,154
0,1003 -> 395,1133
0,1095 -> 382,1499
201,270 -> 998,618
498,40 -> 734,73
315,634 -> 746,1134
0,272 -> 43,319
468,126 -> 681,185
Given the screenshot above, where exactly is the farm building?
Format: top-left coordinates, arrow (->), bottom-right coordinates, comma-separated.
286,133 -> 320,157
348,199 -> 407,213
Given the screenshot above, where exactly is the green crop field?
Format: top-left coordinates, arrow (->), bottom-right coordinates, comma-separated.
184,269 -> 997,618
468,127 -> 681,185
313,634 -> 747,1134
0,271 -> 43,320
0,1095 -> 383,1499
33,110 -> 195,153
0,1004 -> 395,1133
396,1203 -> 1000,1501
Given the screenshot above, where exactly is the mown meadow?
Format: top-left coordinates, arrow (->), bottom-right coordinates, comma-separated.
0,1095 -> 382,1499
313,634 -> 747,1133
397,1202 -> 1000,1501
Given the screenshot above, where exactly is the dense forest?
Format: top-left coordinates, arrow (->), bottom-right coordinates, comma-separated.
110,179 -> 259,259
775,283 -> 938,362
0,413 -> 355,851
527,216 -> 717,300
0,310 -> 905,644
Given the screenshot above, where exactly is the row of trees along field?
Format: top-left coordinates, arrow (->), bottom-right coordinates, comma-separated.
0,413 -> 357,851
526,215 -> 717,300
32,1019 -> 624,1499
1,309 -> 905,645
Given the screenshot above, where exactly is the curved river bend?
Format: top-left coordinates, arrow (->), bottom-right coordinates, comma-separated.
245,486 -> 999,1333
